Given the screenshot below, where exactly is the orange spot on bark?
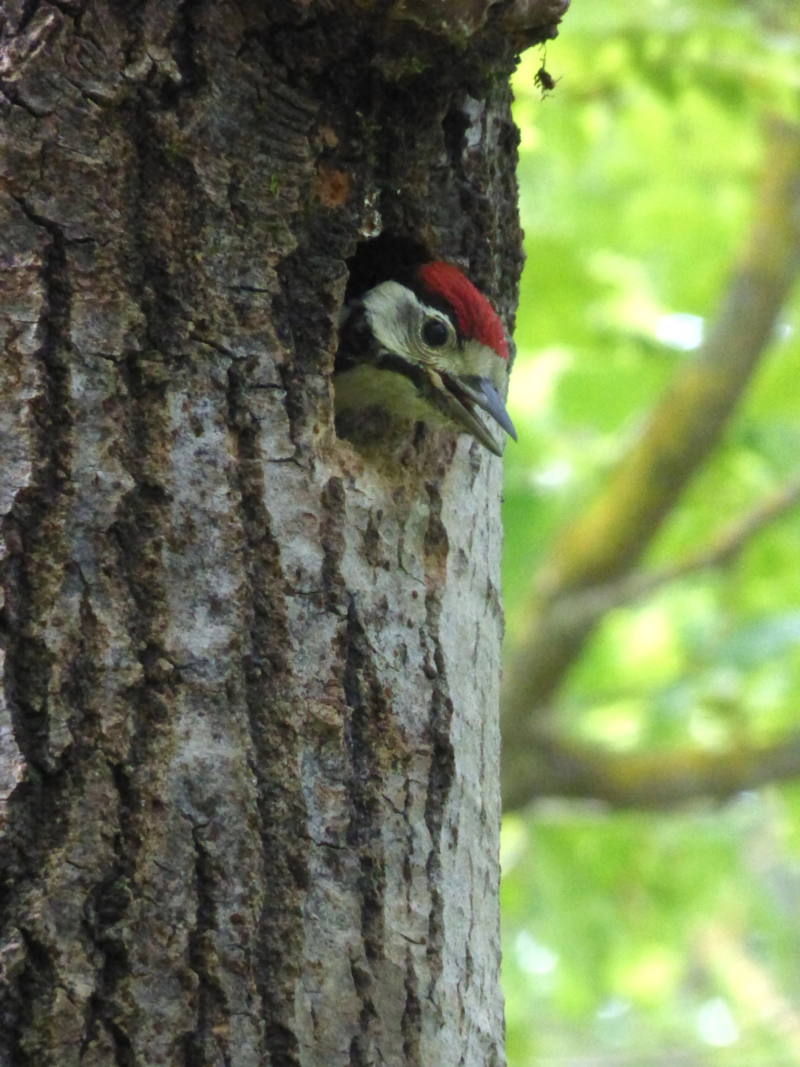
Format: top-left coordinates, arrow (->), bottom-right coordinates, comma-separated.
314,167 -> 351,208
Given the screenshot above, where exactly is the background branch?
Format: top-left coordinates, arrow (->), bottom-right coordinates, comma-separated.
506,730 -> 800,811
502,119 -> 800,811
543,468 -> 800,633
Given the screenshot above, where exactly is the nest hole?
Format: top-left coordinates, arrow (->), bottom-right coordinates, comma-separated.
343,233 -> 432,301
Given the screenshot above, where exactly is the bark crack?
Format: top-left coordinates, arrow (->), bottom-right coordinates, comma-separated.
320,477 -> 391,1066
421,483 -> 455,1017
81,85 -> 183,1049
184,824 -> 232,1067
0,195 -> 76,1059
82,822 -> 136,1067
168,0 -> 207,98
342,599 -> 388,1067
16,0 -> 43,35
227,363 -> 307,1067
401,946 -> 422,1067
0,198 -> 127,1058
2,196 -> 73,771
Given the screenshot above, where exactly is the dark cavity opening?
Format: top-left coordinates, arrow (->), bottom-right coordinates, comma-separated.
344,233 -> 432,302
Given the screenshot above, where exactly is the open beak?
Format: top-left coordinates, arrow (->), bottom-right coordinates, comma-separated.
438,373 -> 517,457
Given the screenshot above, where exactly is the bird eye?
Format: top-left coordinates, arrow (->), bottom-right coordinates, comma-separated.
421,318 -> 451,348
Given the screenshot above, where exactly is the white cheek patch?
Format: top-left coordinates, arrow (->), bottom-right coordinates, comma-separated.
361,281 -> 424,361
455,340 -> 510,395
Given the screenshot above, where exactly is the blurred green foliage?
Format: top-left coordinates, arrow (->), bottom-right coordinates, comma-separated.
502,0 -> 800,1062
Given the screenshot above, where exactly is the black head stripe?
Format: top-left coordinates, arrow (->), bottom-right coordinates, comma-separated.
375,354 -> 429,393
335,302 -> 380,371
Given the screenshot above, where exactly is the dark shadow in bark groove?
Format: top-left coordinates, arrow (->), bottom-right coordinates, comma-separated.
10,928 -> 62,1067
2,199 -> 72,772
0,201 -> 80,1060
184,824 -> 232,1067
422,483 -> 455,1013
320,474 -> 392,1066
81,812 -> 136,1067
86,74 -> 194,1031
93,358 -> 173,1050
228,362 -> 308,1067
401,945 -> 423,1067
342,597 -> 390,1067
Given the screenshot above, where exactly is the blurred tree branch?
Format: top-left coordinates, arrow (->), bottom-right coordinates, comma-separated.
507,729 -> 800,810
502,118 -> 800,812
540,468 -> 800,632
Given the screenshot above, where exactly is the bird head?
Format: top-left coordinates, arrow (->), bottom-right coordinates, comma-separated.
335,259 -> 516,457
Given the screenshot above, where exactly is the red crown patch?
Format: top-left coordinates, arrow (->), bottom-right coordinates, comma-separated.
417,262 -> 508,361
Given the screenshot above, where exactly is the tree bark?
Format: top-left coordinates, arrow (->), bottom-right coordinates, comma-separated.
0,1 -> 564,1063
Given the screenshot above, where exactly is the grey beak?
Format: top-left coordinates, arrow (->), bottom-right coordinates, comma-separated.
437,373 -> 517,457
467,378 -> 517,442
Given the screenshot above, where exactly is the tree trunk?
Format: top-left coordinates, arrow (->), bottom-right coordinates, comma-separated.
0,2 -> 564,1063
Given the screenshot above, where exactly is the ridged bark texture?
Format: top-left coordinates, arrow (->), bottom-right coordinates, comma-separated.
0,1 -> 543,1063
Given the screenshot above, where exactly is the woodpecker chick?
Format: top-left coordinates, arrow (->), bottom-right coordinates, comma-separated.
335,261 -> 516,457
